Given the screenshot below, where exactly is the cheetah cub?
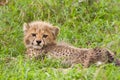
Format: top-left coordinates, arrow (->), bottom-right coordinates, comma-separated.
23,21 -> 120,67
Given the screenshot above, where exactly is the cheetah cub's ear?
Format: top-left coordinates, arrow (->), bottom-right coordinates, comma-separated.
23,23 -> 30,34
51,26 -> 60,39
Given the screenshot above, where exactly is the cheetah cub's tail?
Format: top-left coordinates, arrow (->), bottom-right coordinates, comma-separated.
107,53 -> 120,66
114,59 -> 120,66
107,50 -> 120,66
105,48 -> 120,66
94,47 -> 120,66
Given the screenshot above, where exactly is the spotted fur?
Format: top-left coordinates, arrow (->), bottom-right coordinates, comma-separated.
23,21 -> 120,67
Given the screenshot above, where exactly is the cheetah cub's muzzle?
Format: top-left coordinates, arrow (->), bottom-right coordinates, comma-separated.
23,21 -> 59,50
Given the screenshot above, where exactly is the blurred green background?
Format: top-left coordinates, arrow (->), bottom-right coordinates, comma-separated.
0,0 -> 120,80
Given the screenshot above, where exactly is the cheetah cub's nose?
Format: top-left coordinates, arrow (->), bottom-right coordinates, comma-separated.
36,40 -> 41,45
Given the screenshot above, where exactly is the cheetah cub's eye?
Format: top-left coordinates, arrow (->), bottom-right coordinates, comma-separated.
43,34 -> 48,38
31,33 -> 36,37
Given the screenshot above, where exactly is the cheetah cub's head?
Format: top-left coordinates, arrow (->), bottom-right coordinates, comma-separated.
23,21 -> 59,49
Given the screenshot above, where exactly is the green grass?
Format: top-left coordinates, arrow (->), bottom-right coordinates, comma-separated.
1,0 -> 120,80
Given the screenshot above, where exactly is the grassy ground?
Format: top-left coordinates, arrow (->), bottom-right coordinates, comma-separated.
0,0 -> 120,80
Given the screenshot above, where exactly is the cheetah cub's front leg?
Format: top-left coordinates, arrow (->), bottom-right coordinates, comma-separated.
26,48 -> 45,59
23,21 -> 120,67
